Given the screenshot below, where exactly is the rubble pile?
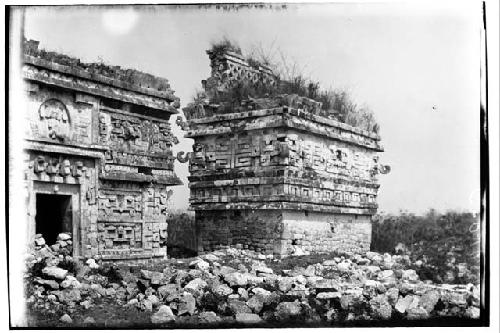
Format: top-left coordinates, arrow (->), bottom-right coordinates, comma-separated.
25,236 -> 481,327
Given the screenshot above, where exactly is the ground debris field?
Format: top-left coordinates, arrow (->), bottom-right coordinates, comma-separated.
23,233 -> 482,328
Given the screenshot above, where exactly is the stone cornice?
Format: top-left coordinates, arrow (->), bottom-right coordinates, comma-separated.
23,61 -> 178,113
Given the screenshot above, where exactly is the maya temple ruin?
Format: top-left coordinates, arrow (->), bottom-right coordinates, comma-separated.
182,49 -> 390,257
22,39 -> 182,261
21,40 -> 389,261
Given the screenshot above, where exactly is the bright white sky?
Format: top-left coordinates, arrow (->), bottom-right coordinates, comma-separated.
22,2 -> 482,214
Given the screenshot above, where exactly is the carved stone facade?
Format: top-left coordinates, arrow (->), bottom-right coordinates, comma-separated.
183,51 -> 389,256
23,40 -> 181,261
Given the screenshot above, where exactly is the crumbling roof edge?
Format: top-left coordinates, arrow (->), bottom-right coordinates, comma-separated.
23,54 -> 179,104
184,106 -> 381,141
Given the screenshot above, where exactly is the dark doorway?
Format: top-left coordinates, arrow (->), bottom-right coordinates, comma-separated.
35,193 -> 72,245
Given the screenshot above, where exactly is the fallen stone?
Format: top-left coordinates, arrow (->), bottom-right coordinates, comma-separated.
363,279 -> 385,297
247,275 -> 265,285
364,266 -> 381,277
251,287 -> 271,297
52,289 -> 82,303
322,260 -> 337,266
340,292 -> 364,311
419,290 -> 440,313
337,262 -> 350,272
312,279 -> 341,291
218,266 -> 237,276
184,278 -> 207,294
127,298 -> 139,307
42,266 -> 68,280
151,305 -> 176,324
238,287 -> 249,300
158,284 -> 178,299
35,238 -> 46,246
35,278 -> 59,290
198,311 -> 221,323
235,313 -> 263,324
61,276 -> 80,289
291,247 -> 306,256
255,267 -> 273,275
366,252 -> 382,262
83,316 -> 96,325
303,265 -> 316,277
316,292 -> 341,300
189,258 -> 210,271
148,294 -> 160,307
275,301 -> 302,320
386,287 -> 400,305
357,258 -> 371,265
401,269 -> 420,281
57,233 -> 72,241
377,270 -> 396,284
213,283 -> 233,297
406,307 -> 429,320
369,294 -> 392,320
202,254 -> 220,262
465,306 -> 480,319
59,314 -> 72,324
141,270 -> 167,285
177,292 -> 196,316
86,259 -> 99,269
395,295 -> 419,314
80,300 -> 92,309
247,295 -> 264,313
228,299 -> 252,315
224,272 -> 249,287
142,299 -> 154,312
278,277 -> 294,292
441,291 -> 468,307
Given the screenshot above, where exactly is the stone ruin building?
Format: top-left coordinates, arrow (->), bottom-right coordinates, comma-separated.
181,49 -> 390,257
21,40 -> 182,262
20,39 -> 389,261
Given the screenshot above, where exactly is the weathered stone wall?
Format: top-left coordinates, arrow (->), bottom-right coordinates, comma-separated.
195,210 -> 283,255
195,209 -> 371,257
201,50 -> 277,101
280,211 -> 371,255
22,40 -> 181,261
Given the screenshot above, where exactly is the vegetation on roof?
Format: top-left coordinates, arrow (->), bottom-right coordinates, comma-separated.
208,37 -> 242,57
197,38 -> 380,134
23,38 -> 172,93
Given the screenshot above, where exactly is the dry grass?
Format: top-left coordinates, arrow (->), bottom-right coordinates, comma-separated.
202,38 -> 380,133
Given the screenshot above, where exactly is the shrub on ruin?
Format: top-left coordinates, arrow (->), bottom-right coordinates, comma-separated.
371,210 -> 480,284
209,37 -> 242,57
193,38 -> 380,134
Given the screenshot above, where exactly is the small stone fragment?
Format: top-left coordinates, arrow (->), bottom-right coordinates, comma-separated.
59,314 -> 72,324
151,305 -> 176,324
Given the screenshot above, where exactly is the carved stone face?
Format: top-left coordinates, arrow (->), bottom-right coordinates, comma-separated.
39,99 -> 70,141
46,159 -> 60,174
72,161 -> 84,177
60,159 -> 71,176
